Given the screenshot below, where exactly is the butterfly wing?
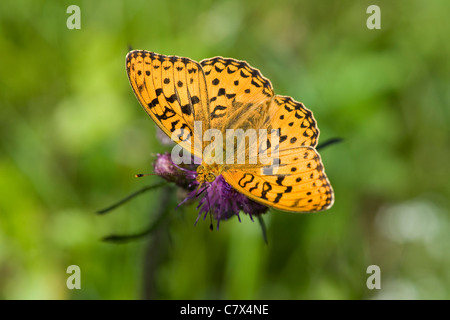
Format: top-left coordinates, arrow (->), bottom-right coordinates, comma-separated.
200,57 -> 274,134
264,95 -> 320,148
126,50 -> 210,158
222,147 -> 334,212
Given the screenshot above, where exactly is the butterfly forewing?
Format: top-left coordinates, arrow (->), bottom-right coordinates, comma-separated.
200,57 -> 274,134
126,50 -> 209,158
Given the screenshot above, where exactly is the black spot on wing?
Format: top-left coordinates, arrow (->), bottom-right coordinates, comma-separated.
166,94 -> 178,103
273,193 -> 283,204
148,98 -> 159,109
238,173 -> 254,188
251,79 -> 261,88
155,106 -> 176,121
260,182 -> 272,200
177,123 -> 191,142
181,104 -> 191,115
190,96 -> 200,104
170,120 -> 179,132
248,182 -> 259,193
275,176 -> 285,186
210,105 -> 227,119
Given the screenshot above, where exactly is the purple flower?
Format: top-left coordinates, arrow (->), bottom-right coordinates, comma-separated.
152,152 -> 196,190
153,152 -> 268,228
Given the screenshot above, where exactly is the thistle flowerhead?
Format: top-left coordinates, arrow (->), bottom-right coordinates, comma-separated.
153,152 -> 268,229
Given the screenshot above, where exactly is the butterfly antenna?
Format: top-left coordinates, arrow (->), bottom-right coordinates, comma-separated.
135,173 -> 156,178
135,172 -> 188,179
317,137 -> 343,150
96,182 -> 166,214
194,184 -> 208,200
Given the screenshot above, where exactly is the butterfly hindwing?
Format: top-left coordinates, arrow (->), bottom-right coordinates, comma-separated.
222,147 -> 333,212
265,95 -> 320,148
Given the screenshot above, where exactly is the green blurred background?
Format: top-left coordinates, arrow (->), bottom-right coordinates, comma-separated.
0,0 -> 449,299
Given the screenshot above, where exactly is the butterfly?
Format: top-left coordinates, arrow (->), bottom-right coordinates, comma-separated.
126,50 -> 334,213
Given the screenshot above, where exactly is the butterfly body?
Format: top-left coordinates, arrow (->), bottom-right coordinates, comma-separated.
126,50 -> 334,213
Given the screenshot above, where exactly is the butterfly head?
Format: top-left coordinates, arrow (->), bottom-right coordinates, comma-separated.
196,163 -> 223,184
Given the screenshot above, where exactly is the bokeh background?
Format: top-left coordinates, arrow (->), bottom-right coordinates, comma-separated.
0,0 -> 449,299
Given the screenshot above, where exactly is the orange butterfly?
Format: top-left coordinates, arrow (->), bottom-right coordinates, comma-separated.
126,50 -> 334,213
